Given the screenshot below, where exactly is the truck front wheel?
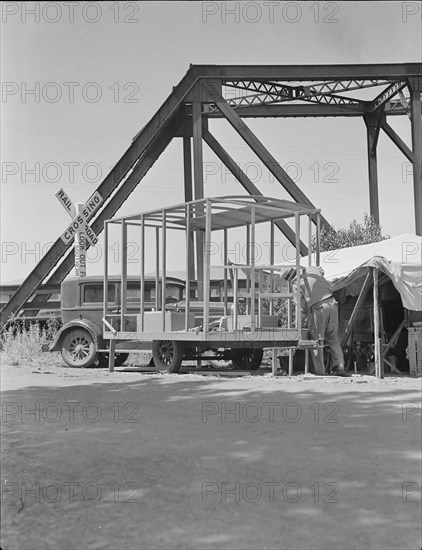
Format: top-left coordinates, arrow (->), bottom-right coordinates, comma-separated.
61,328 -> 97,368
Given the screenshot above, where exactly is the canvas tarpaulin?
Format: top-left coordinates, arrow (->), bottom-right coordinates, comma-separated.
304,234 -> 422,311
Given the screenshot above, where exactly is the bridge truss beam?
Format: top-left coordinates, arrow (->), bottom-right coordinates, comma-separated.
1,63 -> 421,325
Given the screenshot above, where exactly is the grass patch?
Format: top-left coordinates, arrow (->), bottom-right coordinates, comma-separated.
126,352 -> 153,367
0,317 -> 61,367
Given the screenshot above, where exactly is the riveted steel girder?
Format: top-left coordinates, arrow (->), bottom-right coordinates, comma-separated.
2,63 -> 421,324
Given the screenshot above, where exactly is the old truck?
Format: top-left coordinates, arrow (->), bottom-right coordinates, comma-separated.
49,275 -> 185,367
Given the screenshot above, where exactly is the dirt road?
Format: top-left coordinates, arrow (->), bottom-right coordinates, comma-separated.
1,359 -> 421,550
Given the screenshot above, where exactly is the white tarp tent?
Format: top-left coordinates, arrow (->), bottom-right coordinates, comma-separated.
305,233 -> 422,311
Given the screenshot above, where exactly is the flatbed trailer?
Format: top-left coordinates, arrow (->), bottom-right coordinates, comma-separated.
102,196 -> 323,374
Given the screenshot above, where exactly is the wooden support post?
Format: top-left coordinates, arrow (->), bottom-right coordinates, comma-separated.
108,337 -> 116,373
373,268 -> 383,378
121,221 -> 127,333
269,221 -> 274,316
140,215 -> 145,332
246,224 -> 250,264
103,221 -> 109,329
409,78 -> 422,235
287,280 -> 294,376
379,303 -> 387,378
203,200 -> 211,333
246,224 -> 250,284
155,227 -> 160,311
290,213 -> 301,377
288,350 -> 294,376
161,211 -> 166,331
270,221 -> 275,265
308,214 -> 312,266
272,348 -> 278,377
233,270 -> 238,330
373,267 -> 378,377
223,229 -> 228,316
246,224 -> 250,314
295,214 -> 301,335
250,207 -> 256,332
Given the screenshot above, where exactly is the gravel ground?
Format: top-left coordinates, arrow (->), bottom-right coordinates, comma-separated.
1,354 -> 421,550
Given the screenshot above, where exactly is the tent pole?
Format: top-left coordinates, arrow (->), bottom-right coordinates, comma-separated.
373,267 -> 383,378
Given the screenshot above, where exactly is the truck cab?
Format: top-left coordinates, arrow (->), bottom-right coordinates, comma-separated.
49,276 -> 184,368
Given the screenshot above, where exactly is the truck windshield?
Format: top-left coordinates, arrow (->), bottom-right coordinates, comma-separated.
83,284 -> 116,304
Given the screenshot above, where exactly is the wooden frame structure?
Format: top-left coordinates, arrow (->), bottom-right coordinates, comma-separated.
102,196 -> 322,373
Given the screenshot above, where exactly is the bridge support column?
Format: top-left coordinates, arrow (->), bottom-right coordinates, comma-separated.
183,135 -> 195,283
192,102 -> 204,298
409,78 -> 422,235
364,112 -> 381,225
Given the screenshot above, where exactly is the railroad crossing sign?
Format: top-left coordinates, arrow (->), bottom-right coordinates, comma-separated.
56,188 -> 103,277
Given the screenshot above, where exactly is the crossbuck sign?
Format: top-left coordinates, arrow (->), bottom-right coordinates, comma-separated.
56,188 -> 103,277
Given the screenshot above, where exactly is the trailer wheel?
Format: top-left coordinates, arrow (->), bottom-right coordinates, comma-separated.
152,340 -> 183,373
232,349 -> 263,370
97,352 -> 129,368
61,328 -> 97,368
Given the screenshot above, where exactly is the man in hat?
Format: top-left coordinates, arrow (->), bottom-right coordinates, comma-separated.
281,265 -> 348,376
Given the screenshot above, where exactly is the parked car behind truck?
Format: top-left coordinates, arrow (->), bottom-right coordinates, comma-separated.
49,275 -> 185,368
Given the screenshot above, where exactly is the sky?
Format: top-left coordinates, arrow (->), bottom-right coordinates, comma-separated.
1,0 -> 421,282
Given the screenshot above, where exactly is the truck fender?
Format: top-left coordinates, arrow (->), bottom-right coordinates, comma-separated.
48,319 -> 104,352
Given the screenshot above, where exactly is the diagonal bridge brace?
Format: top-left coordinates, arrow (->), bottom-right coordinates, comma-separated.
203,126 -> 309,255
381,121 -> 413,162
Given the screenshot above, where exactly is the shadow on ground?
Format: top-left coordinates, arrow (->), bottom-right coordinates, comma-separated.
1,369 -> 421,550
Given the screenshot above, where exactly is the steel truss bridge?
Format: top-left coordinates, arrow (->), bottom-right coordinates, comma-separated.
1,63 -> 421,325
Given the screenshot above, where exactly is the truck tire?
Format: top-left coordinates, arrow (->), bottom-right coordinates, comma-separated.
232,349 -> 263,370
152,340 -> 183,373
61,328 -> 97,368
